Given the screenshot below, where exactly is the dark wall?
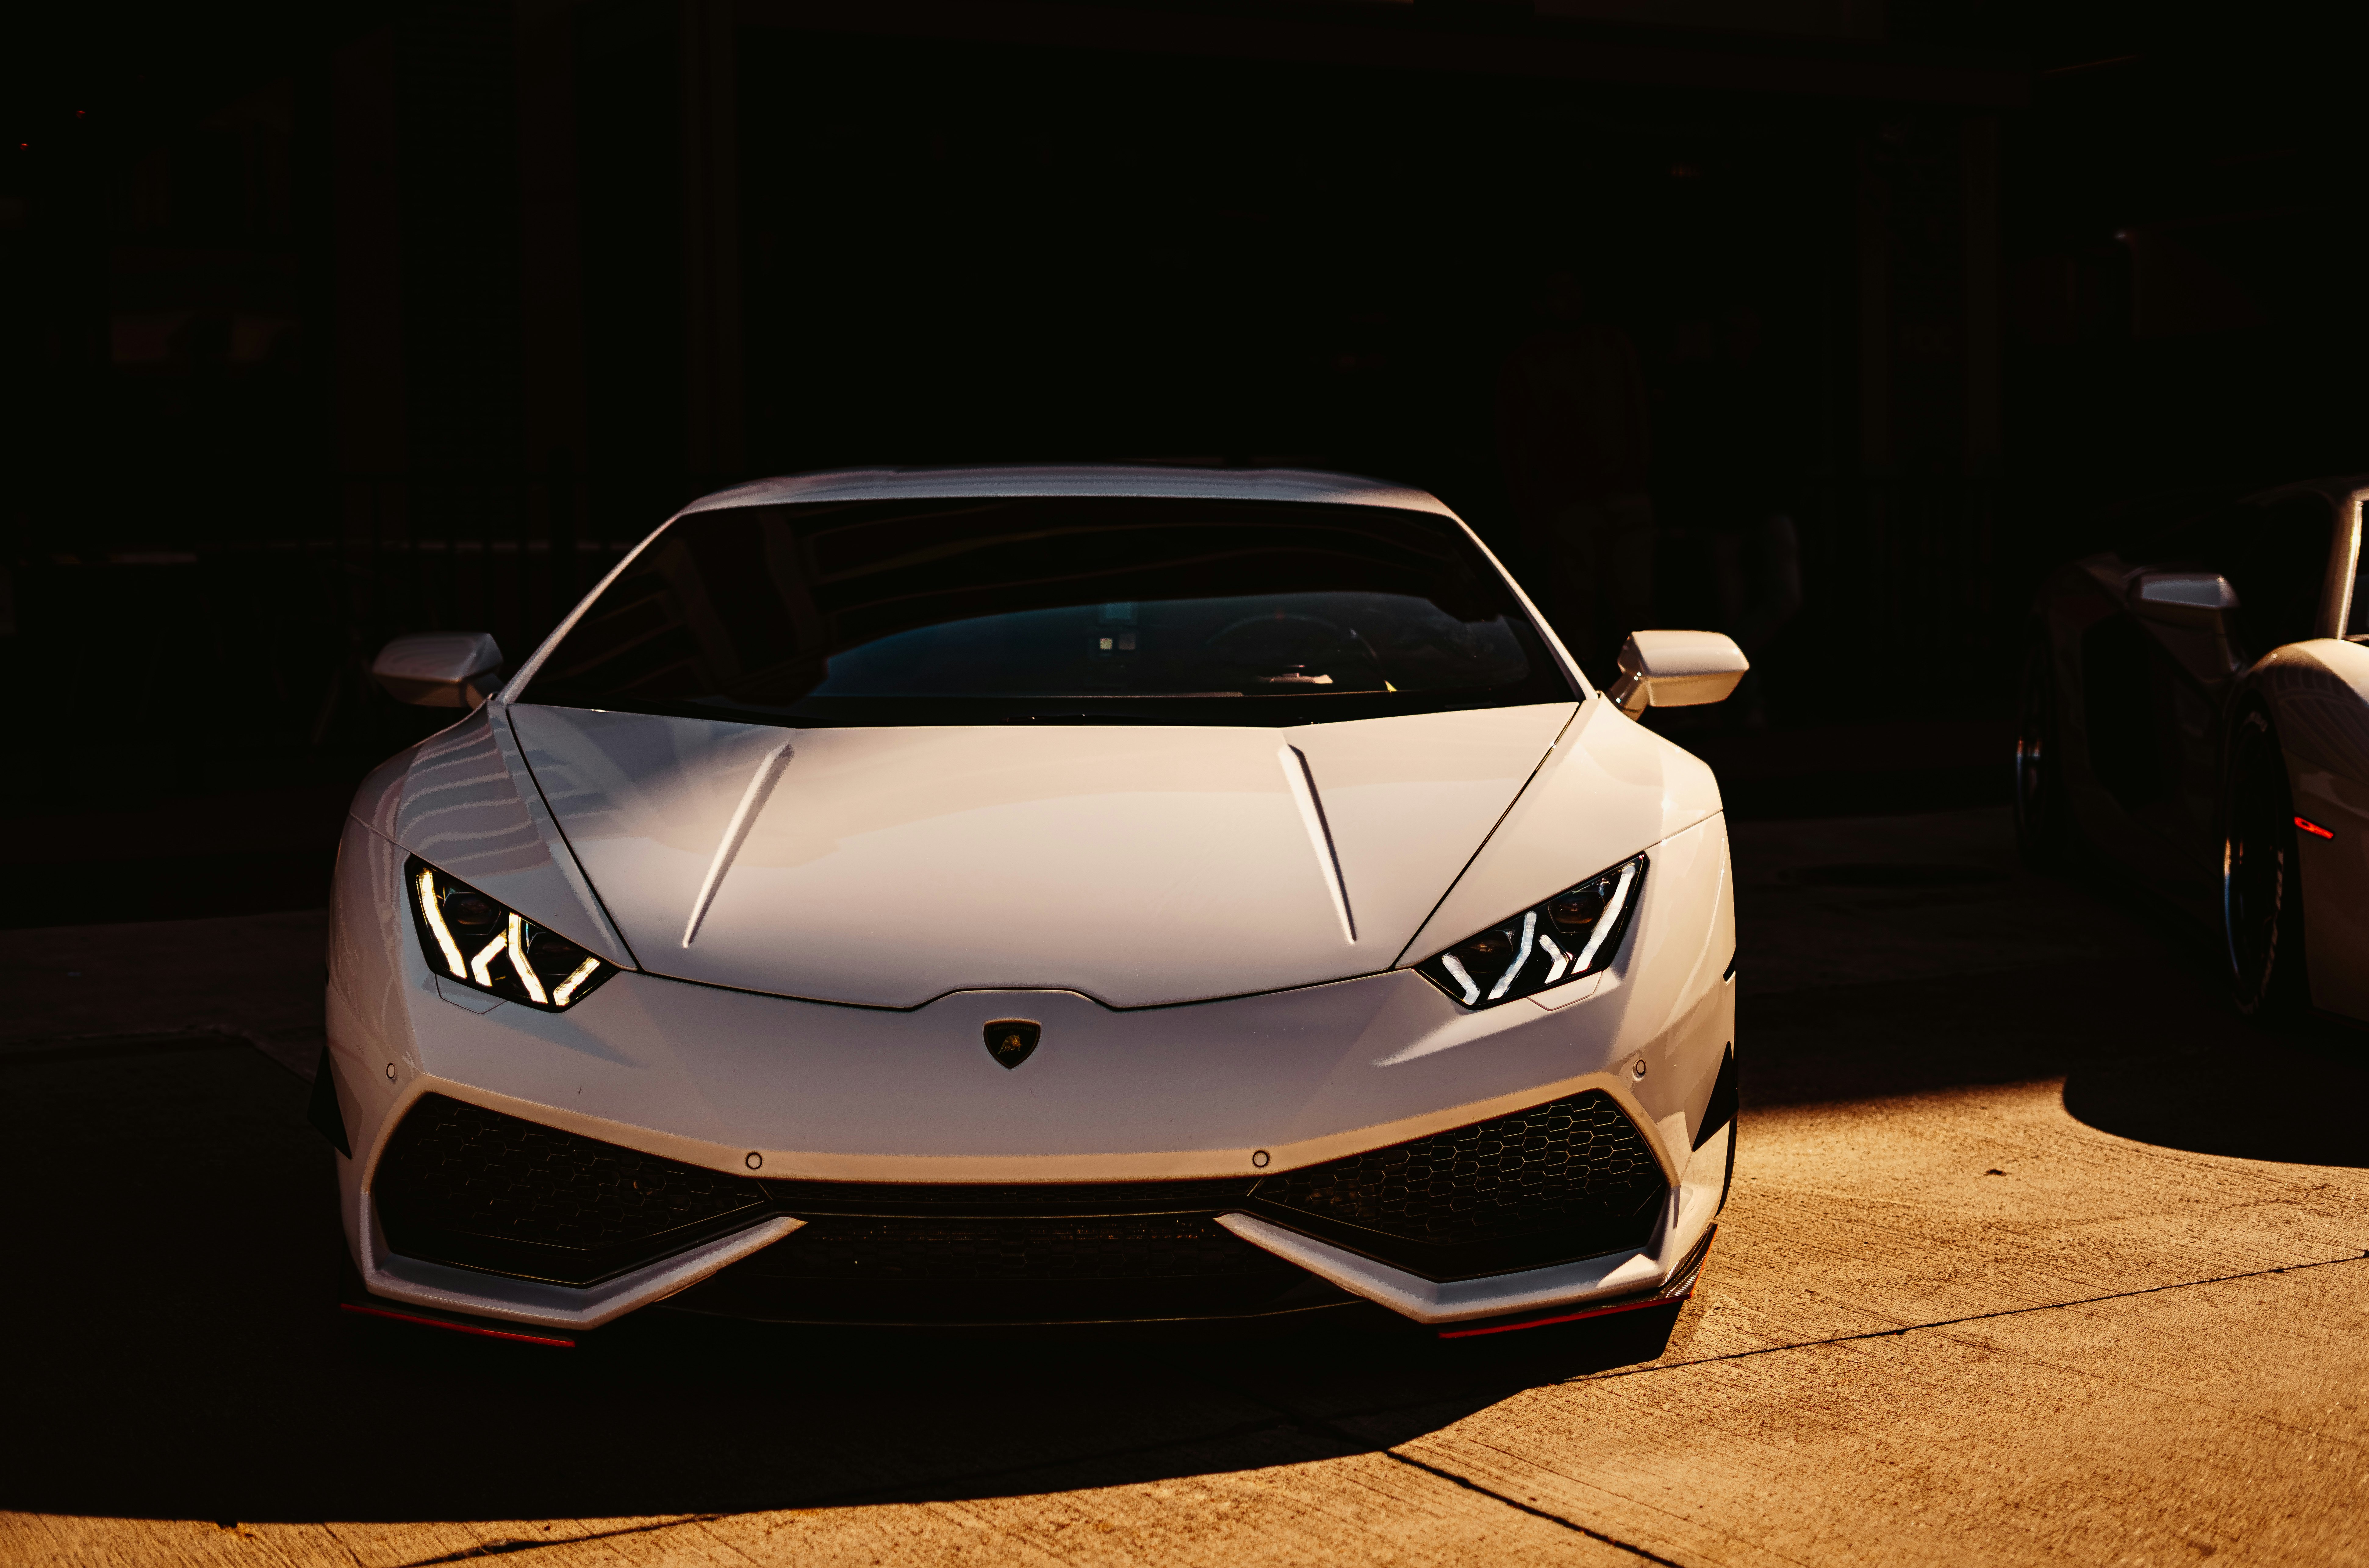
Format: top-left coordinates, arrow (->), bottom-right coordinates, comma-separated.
715,28 -> 1901,708
1998,9 -> 2369,559
727,30 -> 1848,489
4,0 -> 2026,831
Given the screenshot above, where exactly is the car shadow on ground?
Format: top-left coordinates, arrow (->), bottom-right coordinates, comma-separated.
16,818 -> 2355,1529
0,1039 -> 1680,1528
1733,849 -> 2369,1166
1739,952 -> 2263,1111
2061,1021 -> 2369,1167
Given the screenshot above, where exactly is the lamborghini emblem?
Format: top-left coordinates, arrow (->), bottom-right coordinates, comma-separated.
983,1019 -> 1041,1069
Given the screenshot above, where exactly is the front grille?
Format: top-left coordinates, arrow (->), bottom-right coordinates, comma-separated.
375,1094 -> 771,1285
676,1179 -> 1327,1326
374,1086 -> 1667,1307
757,1216 -> 1284,1281
1252,1090 -> 1667,1279
677,1215 -> 1331,1326
758,1178 -> 1257,1215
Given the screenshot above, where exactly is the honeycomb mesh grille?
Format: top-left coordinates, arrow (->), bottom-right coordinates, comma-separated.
749,1216 -> 1293,1281
1253,1089 -> 1662,1247
377,1094 -> 769,1265
763,1178 -> 1256,1214
375,1089 -> 1665,1296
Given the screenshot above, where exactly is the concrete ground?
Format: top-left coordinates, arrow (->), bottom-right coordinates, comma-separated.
4,806 -> 2367,1566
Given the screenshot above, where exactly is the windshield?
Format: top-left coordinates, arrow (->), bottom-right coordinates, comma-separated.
519,494 -> 1574,726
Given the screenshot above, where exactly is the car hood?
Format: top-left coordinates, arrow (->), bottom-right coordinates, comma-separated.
507,701 -> 1576,1008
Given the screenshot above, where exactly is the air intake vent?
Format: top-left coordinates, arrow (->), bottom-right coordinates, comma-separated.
677,1213 -> 1330,1327
752,1215 -> 1278,1282
1251,1089 -> 1666,1280
375,1094 -> 771,1285
372,1088 -> 1667,1310
757,1177 -> 1256,1215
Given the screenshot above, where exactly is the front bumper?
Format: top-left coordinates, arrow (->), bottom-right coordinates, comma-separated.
323,810 -> 1736,1331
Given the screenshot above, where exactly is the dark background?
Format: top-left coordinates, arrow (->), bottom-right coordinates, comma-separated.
7,0 -> 2367,923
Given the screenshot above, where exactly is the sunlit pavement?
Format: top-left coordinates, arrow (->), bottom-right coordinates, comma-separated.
5,807 -> 2367,1567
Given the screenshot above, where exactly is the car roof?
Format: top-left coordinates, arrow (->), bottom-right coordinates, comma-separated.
674,464 -> 1460,520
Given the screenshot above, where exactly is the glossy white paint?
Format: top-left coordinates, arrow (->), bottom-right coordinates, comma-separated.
326,809 -> 1729,1180
2251,638 -> 2369,1020
352,707 -> 635,969
363,1205 -> 802,1331
327,802 -> 1732,1320
1217,1118 -> 1725,1325
505,701 -> 1574,1008
370,631 -> 504,707
675,463 -> 1460,521
328,465 -> 1738,1329
1280,742 -> 1358,942
680,736 -> 794,948
431,975 -> 501,1014
1607,629 -> 1750,718
1402,694 -> 1723,968
1217,1212 -> 1659,1323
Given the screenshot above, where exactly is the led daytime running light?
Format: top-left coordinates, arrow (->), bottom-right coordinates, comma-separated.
1539,932 -> 1572,983
417,868 -> 466,978
1571,860 -> 1637,973
1486,910 -> 1538,1001
552,956 -> 602,1006
1416,853 -> 1648,1011
469,933 -> 506,988
508,913 -> 549,1004
404,855 -> 617,1013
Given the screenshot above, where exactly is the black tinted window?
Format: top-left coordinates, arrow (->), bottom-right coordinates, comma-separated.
521,496 -> 1572,726
2225,496 -> 2330,652
2125,492 -> 2328,655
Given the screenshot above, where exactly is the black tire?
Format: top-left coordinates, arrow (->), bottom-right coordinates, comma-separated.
2014,627 -> 2075,869
2224,708 -> 2310,1021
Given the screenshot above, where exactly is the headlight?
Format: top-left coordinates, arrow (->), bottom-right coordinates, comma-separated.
1416,854 -> 1646,1009
406,856 -> 617,1010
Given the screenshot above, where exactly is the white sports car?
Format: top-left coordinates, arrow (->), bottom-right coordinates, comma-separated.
2018,476 -> 2369,1020
319,466 -> 1747,1343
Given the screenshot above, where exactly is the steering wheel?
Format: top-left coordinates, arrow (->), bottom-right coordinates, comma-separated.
1202,613 -> 1382,685
1204,612 -> 1354,659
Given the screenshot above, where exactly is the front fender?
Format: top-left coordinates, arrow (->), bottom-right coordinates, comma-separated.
2234,639 -> 2369,1020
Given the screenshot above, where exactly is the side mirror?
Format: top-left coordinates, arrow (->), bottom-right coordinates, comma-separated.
2134,572 -> 2238,629
371,632 -> 504,709
1606,630 -> 1749,720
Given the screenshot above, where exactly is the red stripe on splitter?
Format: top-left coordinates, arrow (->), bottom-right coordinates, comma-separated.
1439,1229 -> 1718,1340
339,1301 -> 576,1347
1437,1291 -> 1685,1339
2295,815 -> 2335,840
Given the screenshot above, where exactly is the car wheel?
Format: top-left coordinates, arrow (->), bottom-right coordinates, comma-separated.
2224,708 -> 2309,1021
2014,628 -> 2076,868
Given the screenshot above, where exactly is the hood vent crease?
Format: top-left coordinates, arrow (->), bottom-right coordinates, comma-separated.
683,739 -> 794,947
1282,742 -> 1356,943
510,701 -> 1574,1008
